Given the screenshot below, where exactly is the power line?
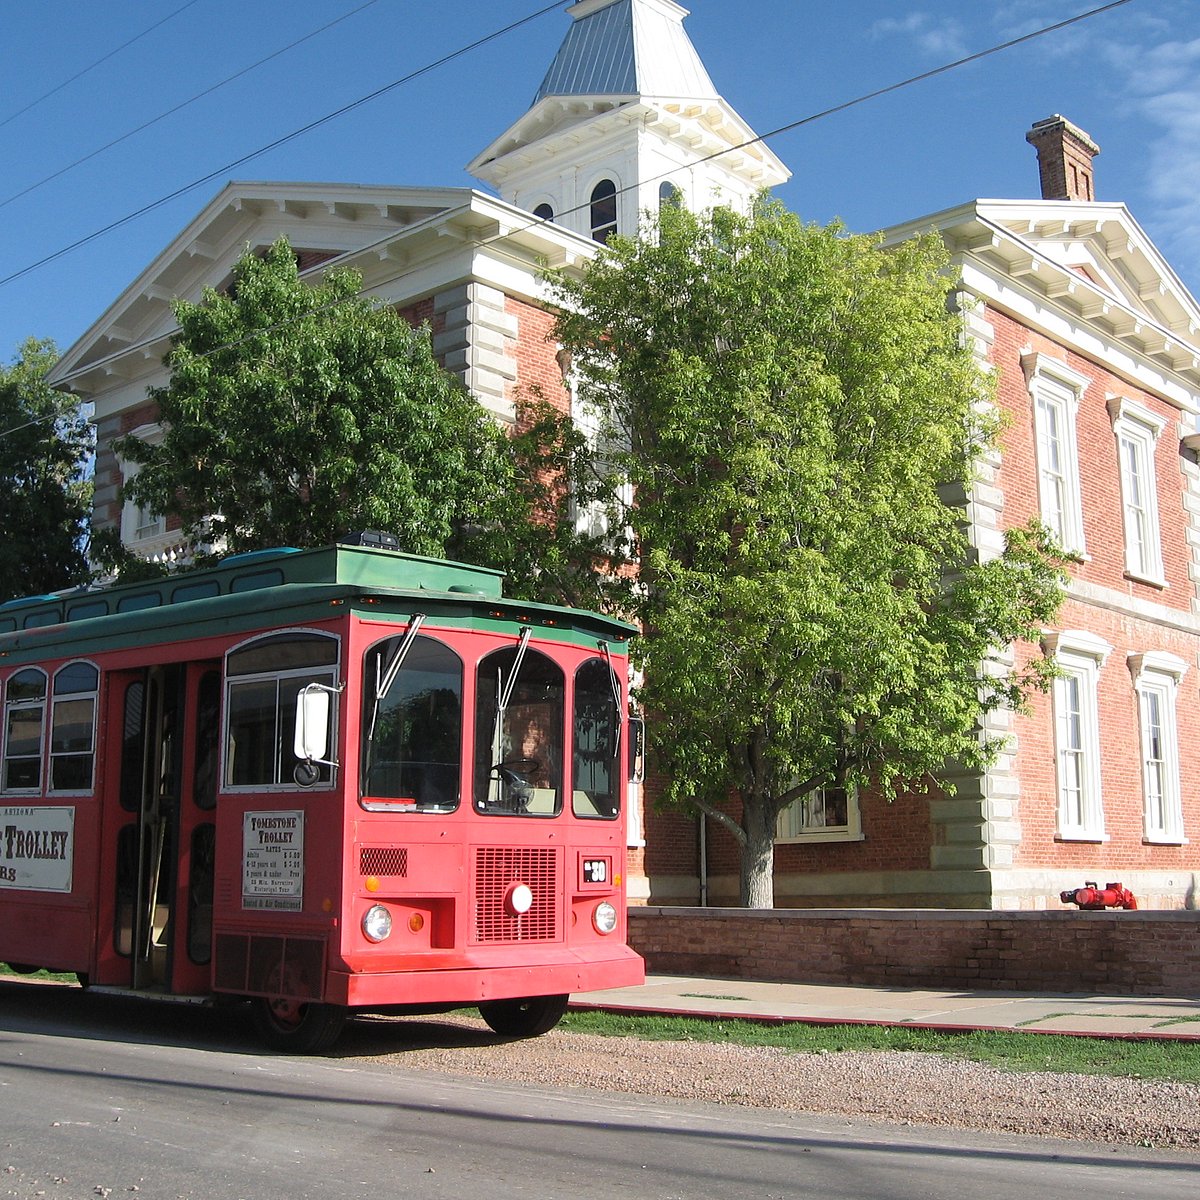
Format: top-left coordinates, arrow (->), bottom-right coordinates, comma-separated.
0,1 -> 564,292
481,0 -> 1140,252
0,1 -> 383,214
0,0 -> 207,131
0,0 -> 1139,363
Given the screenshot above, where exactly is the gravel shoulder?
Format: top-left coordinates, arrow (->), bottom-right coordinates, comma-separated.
347,1015 -> 1200,1152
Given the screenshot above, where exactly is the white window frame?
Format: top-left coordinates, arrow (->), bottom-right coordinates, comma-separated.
222,628 -> 340,793
115,422 -> 166,548
48,660 -> 99,795
776,780 -> 864,844
1023,353 -> 1089,555
1044,629 -> 1111,841
1,667 -> 48,795
1128,651 -> 1187,845
1108,396 -> 1167,586
566,367 -> 633,545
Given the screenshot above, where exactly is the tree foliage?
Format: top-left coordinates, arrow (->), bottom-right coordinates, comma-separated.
455,393 -> 635,614
117,238 -> 513,559
116,237 -> 628,613
0,338 -> 92,603
551,199 -> 1068,907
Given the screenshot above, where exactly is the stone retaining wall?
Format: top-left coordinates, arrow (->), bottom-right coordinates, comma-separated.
628,906 -> 1200,995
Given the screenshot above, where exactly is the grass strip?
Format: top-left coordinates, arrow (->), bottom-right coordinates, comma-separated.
558,1009 -> 1200,1085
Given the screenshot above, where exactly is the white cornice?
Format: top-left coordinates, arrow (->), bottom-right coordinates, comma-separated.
49,188 -> 598,396
884,201 -> 1200,413
47,182 -> 479,391
470,94 -> 788,190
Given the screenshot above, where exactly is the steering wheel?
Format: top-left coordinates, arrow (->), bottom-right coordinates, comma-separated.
494,757 -> 540,777
491,758 -> 540,812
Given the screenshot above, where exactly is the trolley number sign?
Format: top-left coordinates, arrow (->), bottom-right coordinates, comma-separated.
1,806 -> 75,893
242,811 -> 305,911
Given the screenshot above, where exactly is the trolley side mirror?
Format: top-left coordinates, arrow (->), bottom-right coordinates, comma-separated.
294,683 -> 339,785
628,716 -> 645,784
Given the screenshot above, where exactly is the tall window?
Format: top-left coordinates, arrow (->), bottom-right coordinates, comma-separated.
474,644 -> 564,816
2,668 -> 47,792
361,633 -> 462,812
1044,630 -> 1111,841
572,658 -> 621,821
589,179 -> 618,244
1129,652 -> 1186,844
117,422 -> 165,548
1023,353 -> 1088,554
49,662 -> 98,792
225,631 -> 339,789
1109,397 -> 1166,584
566,366 -> 632,545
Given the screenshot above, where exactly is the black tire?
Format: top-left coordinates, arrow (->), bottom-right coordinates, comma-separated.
4,963 -> 40,975
252,996 -> 347,1053
478,994 -> 568,1038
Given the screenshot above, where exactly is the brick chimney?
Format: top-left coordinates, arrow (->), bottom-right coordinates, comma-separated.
1025,115 -> 1100,201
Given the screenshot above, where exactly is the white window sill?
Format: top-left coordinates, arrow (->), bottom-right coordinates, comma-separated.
1055,831 -> 1110,843
776,831 -> 866,845
1124,570 -> 1167,589
1142,835 -> 1188,846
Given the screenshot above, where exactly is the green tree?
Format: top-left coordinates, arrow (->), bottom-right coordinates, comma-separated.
552,199 -> 1067,908
453,393 -> 635,614
117,237 -> 514,559
0,338 -> 92,603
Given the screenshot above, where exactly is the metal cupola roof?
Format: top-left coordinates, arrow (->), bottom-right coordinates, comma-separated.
533,0 -> 719,103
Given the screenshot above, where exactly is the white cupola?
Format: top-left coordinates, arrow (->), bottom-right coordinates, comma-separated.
468,0 -> 790,243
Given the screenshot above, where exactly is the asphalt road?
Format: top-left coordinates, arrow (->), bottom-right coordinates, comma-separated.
2,980 -> 1198,1200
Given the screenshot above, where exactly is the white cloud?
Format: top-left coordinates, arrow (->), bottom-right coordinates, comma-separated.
1103,36 -> 1200,289
869,12 -> 969,60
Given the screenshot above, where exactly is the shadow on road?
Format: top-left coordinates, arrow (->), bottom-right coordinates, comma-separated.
0,975 -> 510,1057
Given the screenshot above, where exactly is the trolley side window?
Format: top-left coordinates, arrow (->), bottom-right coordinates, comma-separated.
572,658 -> 621,820
473,645 -> 564,817
2,668 -> 47,793
225,632 -> 339,789
49,661 -> 99,793
361,633 -> 462,812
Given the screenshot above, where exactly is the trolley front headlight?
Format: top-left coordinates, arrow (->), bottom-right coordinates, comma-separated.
592,901 -> 618,935
362,904 -> 393,943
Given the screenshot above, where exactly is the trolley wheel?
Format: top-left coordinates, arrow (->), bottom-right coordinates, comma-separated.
252,995 -> 347,1053
4,963 -> 40,975
478,994 -> 568,1038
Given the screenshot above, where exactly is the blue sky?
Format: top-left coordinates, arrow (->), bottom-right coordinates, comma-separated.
2,0 -> 1198,364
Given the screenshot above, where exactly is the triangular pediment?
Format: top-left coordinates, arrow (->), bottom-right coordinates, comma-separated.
980,200 -> 1200,331
883,198 -> 1200,400
48,181 -> 472,391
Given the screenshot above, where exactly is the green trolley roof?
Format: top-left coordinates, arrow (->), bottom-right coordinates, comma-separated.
0,543 -> 635,666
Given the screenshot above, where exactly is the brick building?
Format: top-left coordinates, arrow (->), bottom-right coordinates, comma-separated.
688,117 -> 1200,910
46,3 -> 1200,909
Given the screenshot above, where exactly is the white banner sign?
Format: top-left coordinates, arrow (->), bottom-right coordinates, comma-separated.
242,810 -> 304,911
0,806 -> 75,893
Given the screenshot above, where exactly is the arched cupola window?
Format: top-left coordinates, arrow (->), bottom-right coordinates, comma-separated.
533,202 -> 555,222
590,179 -> 618,244
659,182 -> 682,211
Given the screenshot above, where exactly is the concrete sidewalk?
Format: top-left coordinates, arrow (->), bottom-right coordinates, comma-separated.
570,974 -> 1200,1040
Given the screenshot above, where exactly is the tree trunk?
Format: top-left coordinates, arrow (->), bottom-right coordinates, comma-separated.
739,797 -> 776,909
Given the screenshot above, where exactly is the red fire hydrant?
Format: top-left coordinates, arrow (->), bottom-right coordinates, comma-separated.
1060,881 -> 1138,910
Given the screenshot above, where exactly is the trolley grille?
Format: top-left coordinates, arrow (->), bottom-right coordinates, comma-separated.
473,846 -> 560,943
359,846 -> 409,878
